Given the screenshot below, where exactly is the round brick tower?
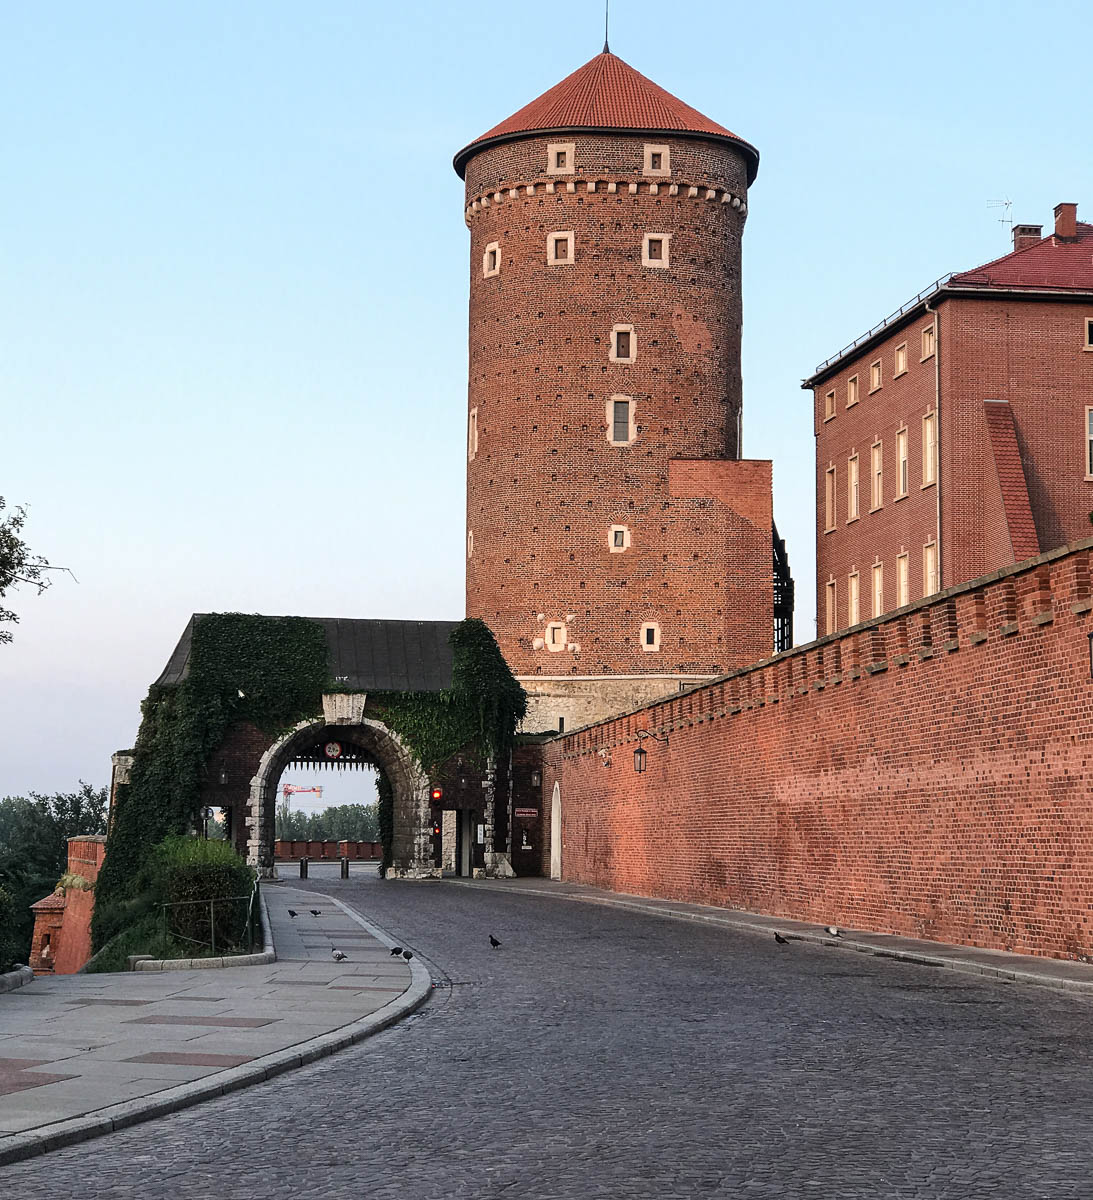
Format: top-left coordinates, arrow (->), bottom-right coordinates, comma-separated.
455,51 -> 775,733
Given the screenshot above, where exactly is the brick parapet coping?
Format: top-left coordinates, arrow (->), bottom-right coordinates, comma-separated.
465,175 -> 746,223
556,533 -> 1093,757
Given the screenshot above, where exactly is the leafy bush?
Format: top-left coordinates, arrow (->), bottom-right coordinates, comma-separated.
0,885 -> 19,972
154,836 -> 255,949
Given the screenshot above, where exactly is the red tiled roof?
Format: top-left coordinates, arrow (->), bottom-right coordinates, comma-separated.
983,401 -> 1040,564
454,52 -> 758,181
951,222 -> 1093,291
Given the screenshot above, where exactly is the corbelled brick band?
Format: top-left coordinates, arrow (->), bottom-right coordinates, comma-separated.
540,536 -> 1093,960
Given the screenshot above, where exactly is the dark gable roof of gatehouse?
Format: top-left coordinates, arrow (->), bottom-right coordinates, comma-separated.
154,615 -> 461,693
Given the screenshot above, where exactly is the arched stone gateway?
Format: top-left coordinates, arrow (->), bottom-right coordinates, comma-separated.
246,716 -> 433,879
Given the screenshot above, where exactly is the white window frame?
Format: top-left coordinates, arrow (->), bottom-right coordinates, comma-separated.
824,465 -> 836,532
921,324 -> 936,361
467,530 -> 473,559
608,524 -> 631,553
824,389 -> 836,421
922,411 -> 937,486
869,360 -> 882,393
640,621 -> 661,652
847,454 -> 859,521
610,324 -> 636,363
896,552 -> 910,608
1084,316 -> 1093,349
894,343 -> 908,377
642,233 -> 671,269
1086,407 -> 1093,479
848,571 -> 860,626
606,395 -> 637,446
871,561 -> 884,618
468,408 -> 478,461
825,579 -> 837,635
870,441 -> 883,511
923,541 -> 939,597
545,621 -> 567,651
643,144 -> 670,176
482,241 -> 500,279
896,427 -> 909,497
847,375 -> 859,407
548,231 -> 575,265
547,142 -> 575,175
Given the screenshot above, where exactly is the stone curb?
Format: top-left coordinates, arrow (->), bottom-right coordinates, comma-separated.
0,965 -> 34,994
0,891 -> 430,1168
455,881 -> 1093,998
133,887 -> 277,972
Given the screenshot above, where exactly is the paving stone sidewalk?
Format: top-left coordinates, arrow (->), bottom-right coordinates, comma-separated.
451,874 -> 1093,994
0,884 -> 426,1164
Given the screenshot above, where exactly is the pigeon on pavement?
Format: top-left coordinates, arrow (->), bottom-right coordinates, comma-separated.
390,946 -> 403,956
824,926 -> 842,938
310,909 -> 322,917
287,910 -> 298,918
774,933 -> 789,945
331,948 -> 348,962
489,935 -> 502,949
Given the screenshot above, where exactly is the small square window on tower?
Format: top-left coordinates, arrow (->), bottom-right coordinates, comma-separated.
608,524 -> 631,553
642,233 -> 670,269
482,242 -> 500,278
544,621 -> 567,651
640,621 -> 661,651
547,142 -> 575,175
610,324 -> 636,363
548,231 -> 575,265
606,395 -> 636,446
644,144 -> 670,176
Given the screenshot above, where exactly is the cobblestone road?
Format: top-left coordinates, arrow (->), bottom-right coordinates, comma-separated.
7,870 -> 1093,1197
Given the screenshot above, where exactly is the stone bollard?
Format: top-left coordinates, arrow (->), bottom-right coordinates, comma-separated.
340,856 -> 349,880
299,857 -> 308,879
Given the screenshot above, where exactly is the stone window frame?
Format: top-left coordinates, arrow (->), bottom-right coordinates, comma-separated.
468,408 -> 478,462
467,530 -> 474,559
606,394 -> 637,446
640,621 -> 661,652
894,342 -> 908,378
847,453 -> 860,522
1086,407 -> 1093,479
824,388 -> 836,421
642,232 -> 671,269
869,439 -> 883,512
869,359 -> 882,394
847,570 -> 860,626
482,241 -> 501,279
921,323 -> 936,361
610,324 -> 636,363
548,231 -> 575,266
922,410 -> 937,486
847,374 -> 859,408
824,465 -> 836,532
643,143 -> 671,177
825,578 -> 837,635
608,524 -> 631,553
1083,316 -> 1093,349
547,142 -> 576,175
896,551 -> 910,608
544,621 -> 567,652
923,540 -> 939,597
871,560 -> 884,618
895,426 -> 909,498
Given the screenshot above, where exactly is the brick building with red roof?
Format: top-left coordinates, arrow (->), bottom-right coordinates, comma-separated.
805,203 -> 1093,636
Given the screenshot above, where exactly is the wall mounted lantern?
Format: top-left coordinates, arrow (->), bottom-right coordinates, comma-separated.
634,745 -> 647,773
633,728 -> 669,773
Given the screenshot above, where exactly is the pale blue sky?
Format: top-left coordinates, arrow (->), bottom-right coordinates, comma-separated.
3,0 -> 1091,799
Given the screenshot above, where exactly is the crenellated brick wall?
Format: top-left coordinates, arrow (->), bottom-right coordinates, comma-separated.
540,537 -> 1093,959
29,836 -> 107,975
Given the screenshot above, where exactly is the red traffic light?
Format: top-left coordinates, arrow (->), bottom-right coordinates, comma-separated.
430,786 -> 443,802
432,820 -> 442,836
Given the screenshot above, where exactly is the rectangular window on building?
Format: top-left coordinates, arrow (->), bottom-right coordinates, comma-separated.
847,375 -> 859,407
923,541 -> 939,596
922,411 -> 937,485
468,408 -> 478,461
825,579 -> 837,635
848,571 -> 860,626
870,441 -> 883,510
897,552 -> 910,607
1087,408 -> 1093,477
894,343 -> 907,376
872,562 -> 884,617
824,389 -> 836,420
847,455 -> 859,521
610,398 -> 633,444
825,466 -> 836,531
897,427 -> 908,496
1085,317 -> 1093,348
922,324 -> 936,360
870,361 -> 882,392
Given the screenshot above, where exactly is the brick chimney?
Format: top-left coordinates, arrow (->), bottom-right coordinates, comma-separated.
1012,224 -> 1042,252
1054,202 -> 1077,240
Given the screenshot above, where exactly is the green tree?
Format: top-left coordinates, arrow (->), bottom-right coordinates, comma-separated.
0,499 -> 52,645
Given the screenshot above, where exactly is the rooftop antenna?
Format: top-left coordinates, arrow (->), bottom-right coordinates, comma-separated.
987,198 -> 1013,235
604,0 -> 610,52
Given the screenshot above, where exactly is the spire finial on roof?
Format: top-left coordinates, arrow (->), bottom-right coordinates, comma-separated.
603,0 -> 610,53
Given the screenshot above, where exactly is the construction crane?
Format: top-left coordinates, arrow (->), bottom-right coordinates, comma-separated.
282,784 -> 323,807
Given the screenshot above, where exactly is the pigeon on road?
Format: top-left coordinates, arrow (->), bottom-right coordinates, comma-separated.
331,948 -> 348,962
390,946 -> 403,956
824,926 -> 842,938
402,950 -> 413,962
489,935 -> 502,949
310,909 -> 322,917
774,933 -> 789,945
287,910 -> 298,919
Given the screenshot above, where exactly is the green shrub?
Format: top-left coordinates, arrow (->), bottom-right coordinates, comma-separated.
0,885 -> 18,972
154,836 -> 255,951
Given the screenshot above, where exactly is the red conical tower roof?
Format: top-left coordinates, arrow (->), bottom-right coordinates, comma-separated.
454,51 -> 758,182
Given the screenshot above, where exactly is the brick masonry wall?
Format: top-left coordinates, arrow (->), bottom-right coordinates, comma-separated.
462,131 -> 774,695
541,538 -> 1093,960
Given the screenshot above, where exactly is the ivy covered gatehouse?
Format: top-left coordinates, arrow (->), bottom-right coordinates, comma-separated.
103,614 -> 527,893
